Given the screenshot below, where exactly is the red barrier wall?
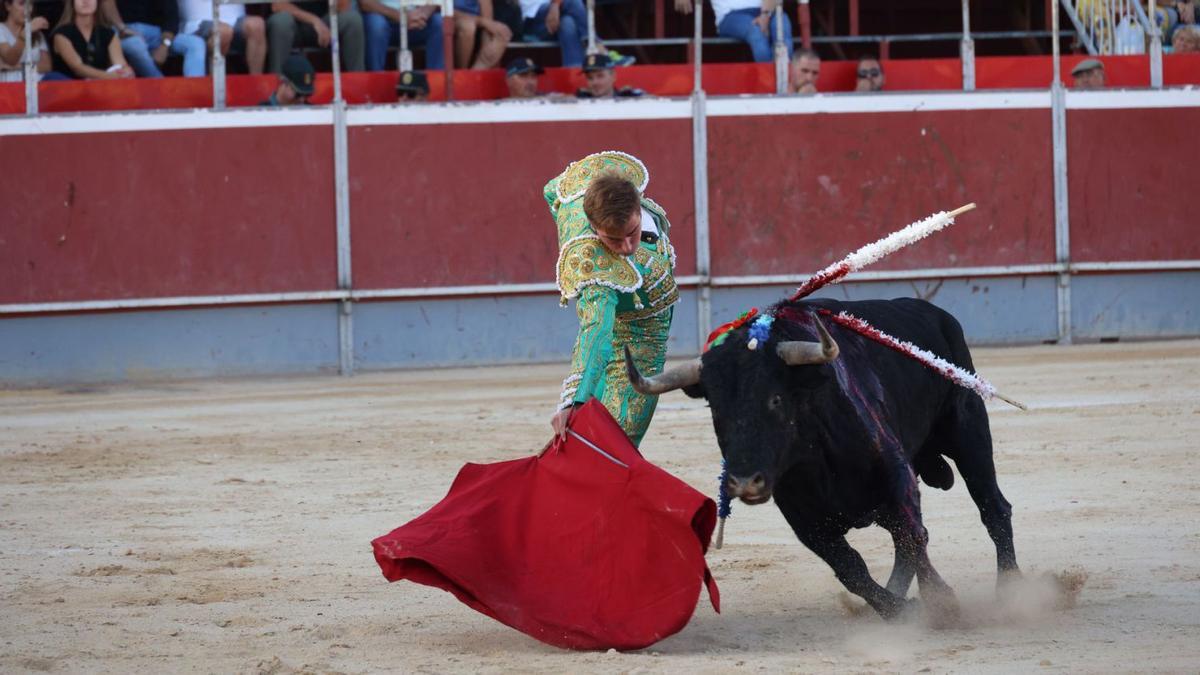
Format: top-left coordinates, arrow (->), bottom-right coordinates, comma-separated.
706,109 -> 1057,277
2,100 -> 1195,308
1067,107 -> 1200,263
348,119 -> 696,289
0,127 -> 336,304
2,54 -> 1197,114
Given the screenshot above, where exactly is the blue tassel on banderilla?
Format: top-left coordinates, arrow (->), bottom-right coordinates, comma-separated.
715,458 -> 732,549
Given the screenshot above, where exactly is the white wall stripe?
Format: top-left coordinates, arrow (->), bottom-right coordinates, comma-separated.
347,98 -> 691,126
2,88 -> 1196,136
0,106 -> 333,136
706,90 -> 1052,116
1064,86 -> 1200,109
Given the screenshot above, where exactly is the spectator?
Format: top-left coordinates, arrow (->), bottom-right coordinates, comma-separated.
395,68 -> 428,100
260,52 -> 314,105
576,51 -> 641,98
788,47 -> 818,94
178,0 -> 267,75
0,0 -> 53,81
1070,58 -> 1105,89
1167,0 -> 1198,42
854,55 -> 883,92
361,0 -> 443,71
678,0 -> 790,64
1173,24 -> 1200,52
453,0 -> 510,69
267,0 -> 364,74
51,0 -> 133,79
518,0 -> 632,69
504,55 -> 541,97
102,0 -> 205,77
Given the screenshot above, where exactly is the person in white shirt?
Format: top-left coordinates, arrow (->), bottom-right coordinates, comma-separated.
177,0 -> 266,74
0,0 -> 52,81
676,0 -> 791,63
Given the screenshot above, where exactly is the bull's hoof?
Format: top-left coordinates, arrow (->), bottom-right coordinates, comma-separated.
997,567 -> 1023,592
923,590 -> 964,629
875,595 -> 921,622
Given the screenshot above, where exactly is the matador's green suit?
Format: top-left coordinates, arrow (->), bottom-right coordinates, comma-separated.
548,151 -> 679,447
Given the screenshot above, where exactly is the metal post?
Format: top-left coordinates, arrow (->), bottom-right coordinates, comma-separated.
442,1 -> 454,100
1050,1 -> 1071,343
961,0 -> 975,91
692,0 -> 702,91
586,0 -> 598,55
773,2 -> 786,95
329,0 -> 353,373
212,0 -> 226,110
1149,0 -> 1163,88
692,1 -> 710,350
330,0 -> 342,103
333,98 -> 354,374
399,4 -> 412,72
798,0 -> 812,50
655,0 -> 664,39
1051,0 -> 1061,86
849,0 -> 859,36
22,7 -> 36,115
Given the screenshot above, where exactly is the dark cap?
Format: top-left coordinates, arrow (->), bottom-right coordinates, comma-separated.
282,54 -> 315,96
582,52 -> 614,73
1071,58 -> 1104,76
396,70 -> 430,96
506,57 -> 544,77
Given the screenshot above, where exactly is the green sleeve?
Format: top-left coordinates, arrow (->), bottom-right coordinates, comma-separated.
558,284 -> 619,409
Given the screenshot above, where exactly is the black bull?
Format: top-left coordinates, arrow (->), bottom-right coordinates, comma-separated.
626,297 -> 1019,619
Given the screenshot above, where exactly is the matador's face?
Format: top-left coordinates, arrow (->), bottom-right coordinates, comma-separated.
594,210 -> 641,257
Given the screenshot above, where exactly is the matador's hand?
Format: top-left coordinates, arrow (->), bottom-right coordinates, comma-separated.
548,405 -> 575,445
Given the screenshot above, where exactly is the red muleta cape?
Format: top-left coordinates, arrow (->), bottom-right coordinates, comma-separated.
371,399 -> 720,651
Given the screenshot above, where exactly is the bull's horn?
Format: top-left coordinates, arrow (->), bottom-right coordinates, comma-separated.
776,315 -> 840,366
625,346 -> 701,395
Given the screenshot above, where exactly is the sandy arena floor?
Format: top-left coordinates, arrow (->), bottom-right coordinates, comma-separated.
2,339 -> 1199,674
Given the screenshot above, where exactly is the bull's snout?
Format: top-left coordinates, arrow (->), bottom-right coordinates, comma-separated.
726,472 -> 772,505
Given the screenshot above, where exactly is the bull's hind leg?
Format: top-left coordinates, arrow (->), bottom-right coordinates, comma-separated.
945,396 -> 1020,581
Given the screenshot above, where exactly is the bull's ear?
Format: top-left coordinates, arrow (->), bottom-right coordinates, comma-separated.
681,382 -> 707,399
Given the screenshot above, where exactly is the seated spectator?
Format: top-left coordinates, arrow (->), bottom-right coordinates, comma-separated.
178,0 -> 266,75
453,0 -> 510,69
267,0 -> 364,74
1166,0 -> 1198,42
361,0 -> 443,71
0,0 -> 53,81
1071,58 -> 1105,89
788,48 -> 819,94
679,0 -> 791,64
854,55 -> 883,92
102,0 -> 205,77
396,68 -> 429,100
51,0 -> 133,79
504,55 -> 541,97
576,51 -> 641,98
1173,23 -> 1200,52
260,52 -> 314,105
518,0 -> 632,69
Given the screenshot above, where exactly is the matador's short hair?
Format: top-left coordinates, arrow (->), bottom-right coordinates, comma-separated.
583,173 -> 641,235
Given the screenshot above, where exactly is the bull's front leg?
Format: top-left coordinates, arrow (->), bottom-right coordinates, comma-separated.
778,508 -> 908,620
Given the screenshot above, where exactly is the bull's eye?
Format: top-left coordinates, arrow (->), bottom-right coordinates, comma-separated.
768,394 -> 783,410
